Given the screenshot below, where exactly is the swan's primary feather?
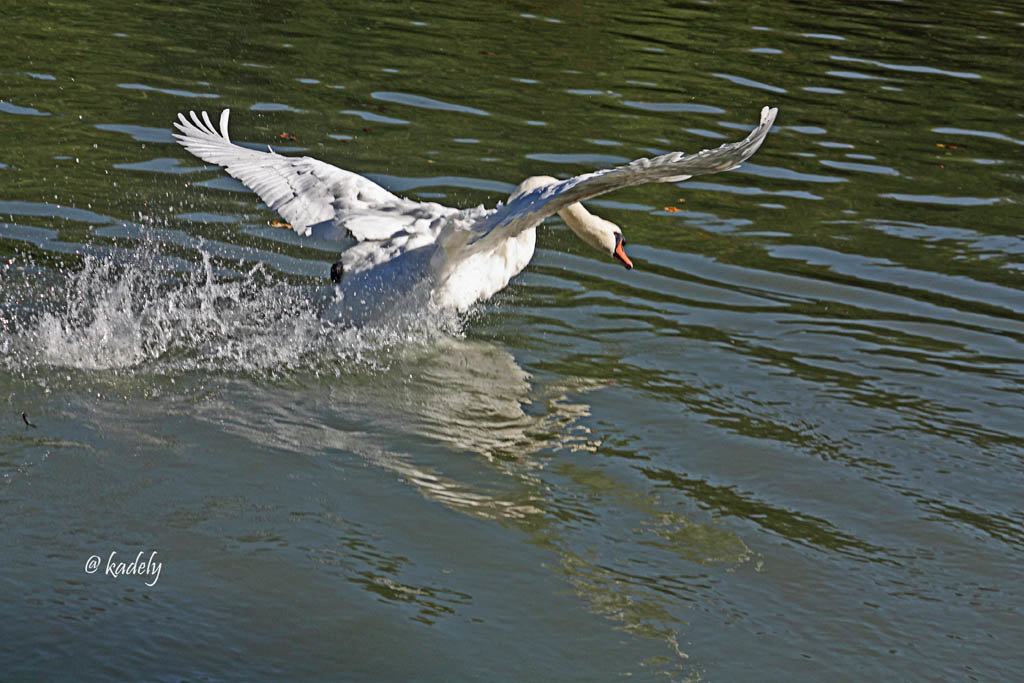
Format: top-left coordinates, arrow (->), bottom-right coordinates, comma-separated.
460,106 -> 778,255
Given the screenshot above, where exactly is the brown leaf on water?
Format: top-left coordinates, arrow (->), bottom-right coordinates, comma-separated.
270,219 -> 292,230
279,132 -> 298,142
664,206 -> 681,213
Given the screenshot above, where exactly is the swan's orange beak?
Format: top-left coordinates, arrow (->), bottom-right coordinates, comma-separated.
614,234 -> 633,270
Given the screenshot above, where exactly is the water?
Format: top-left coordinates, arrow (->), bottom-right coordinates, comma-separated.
2,0 -> 1022,680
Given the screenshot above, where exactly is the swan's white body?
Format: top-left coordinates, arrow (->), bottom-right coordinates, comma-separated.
173,106 -> 777,322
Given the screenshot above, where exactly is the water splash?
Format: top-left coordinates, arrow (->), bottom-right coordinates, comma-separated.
1,245 -> 462,381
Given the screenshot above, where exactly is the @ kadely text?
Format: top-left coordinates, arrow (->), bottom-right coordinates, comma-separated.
85,551 -> 162,587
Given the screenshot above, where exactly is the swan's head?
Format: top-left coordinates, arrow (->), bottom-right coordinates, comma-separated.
558,203 -> 633,270
512,176 -> 633,270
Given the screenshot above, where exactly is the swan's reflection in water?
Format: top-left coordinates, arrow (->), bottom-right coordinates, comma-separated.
209,333 -> 749,668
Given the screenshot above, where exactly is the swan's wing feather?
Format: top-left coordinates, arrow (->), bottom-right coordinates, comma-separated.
173,109 -> 411,239
477,106 -> 778,241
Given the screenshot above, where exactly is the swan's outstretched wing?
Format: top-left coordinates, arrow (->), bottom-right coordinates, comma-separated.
173,109 -> 453,241
470,106 -> 778,248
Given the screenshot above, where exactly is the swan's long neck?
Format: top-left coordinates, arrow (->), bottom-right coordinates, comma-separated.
556,202 -> 614,254
512,176 -> 618,255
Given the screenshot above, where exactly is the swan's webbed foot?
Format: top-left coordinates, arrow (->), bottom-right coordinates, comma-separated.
330,260 -> 344,283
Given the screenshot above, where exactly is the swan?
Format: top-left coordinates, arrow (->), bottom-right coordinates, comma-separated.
173,106 -> 777,322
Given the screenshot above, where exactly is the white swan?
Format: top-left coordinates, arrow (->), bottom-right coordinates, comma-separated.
173,106 -> 777,322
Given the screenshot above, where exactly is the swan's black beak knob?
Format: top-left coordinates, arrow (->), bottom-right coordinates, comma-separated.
614,234 -> 633,270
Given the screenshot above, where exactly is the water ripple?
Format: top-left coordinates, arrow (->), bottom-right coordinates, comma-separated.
819,159 -> 900,176
932,127 -> 1024,147
623,101 -> 725,114
0,101 -> 51,116
711,73 -> 787,93
371,91 -> 489,116
829,55 -> 982,80
94,123 -> 176,143
881,193 -> 1006,207
341,110 -> 410,125
118,83 -> 220,98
